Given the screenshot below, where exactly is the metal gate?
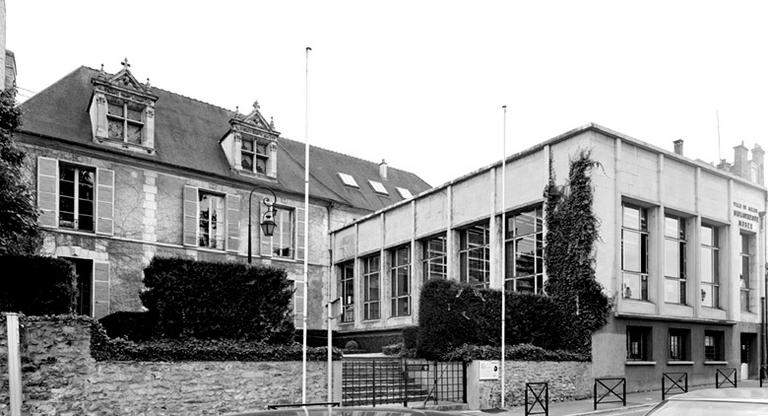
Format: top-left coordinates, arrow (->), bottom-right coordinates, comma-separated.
342,358 -> 466,406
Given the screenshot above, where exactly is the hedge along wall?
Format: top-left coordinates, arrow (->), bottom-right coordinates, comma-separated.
0,317 -> 341,416
466,360 -> 592,409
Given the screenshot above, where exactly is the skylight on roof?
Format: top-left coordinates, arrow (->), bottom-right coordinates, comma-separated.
369,180 -> 389,195
338,172 -> 359,188
396,187 -> 413,199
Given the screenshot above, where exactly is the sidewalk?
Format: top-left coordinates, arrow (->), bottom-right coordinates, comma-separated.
461,379 -> 762,416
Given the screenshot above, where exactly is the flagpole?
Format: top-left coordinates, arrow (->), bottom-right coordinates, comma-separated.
302,45 -> 311,404
500,104 -> 507,409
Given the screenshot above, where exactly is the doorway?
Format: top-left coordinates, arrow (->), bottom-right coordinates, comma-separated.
63,257 -> 94,317
741,333 -> 757,379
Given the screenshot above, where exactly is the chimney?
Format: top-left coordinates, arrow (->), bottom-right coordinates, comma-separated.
379,159 -> 388,180
673,139 -> 684,156
733,141 -> 750,180
752,144 -> 764,185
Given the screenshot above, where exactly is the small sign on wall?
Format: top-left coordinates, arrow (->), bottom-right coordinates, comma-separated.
477,360 -> 500,380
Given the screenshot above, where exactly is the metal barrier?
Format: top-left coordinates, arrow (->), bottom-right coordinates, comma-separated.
341,358 -> 466,407
267,402 -> 340,409
661,372 -> 688,400
715,368 -> 737,389
524,382 -> 549,416
593,377 -> 626,410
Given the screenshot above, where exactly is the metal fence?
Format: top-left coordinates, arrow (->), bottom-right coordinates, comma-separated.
661,372 -> 688,400
715,368 -> 737,389
524,382 -> 549,416
593,377 -> 626,410
342,358 -> 466,407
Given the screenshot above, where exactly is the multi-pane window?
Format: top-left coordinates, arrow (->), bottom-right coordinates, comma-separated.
107,99 -> 144,145
198,192 -> 225,249
504,206 -> 544,294
669,329 -> 690,361
339,262 -> 354,323
422,234 -> 447,281
700,225 -> 720,308
363,255 -> 381,320
626,326 -> 652,361
241,136 -> 269,174
704,331 -> 724,361
664,215 -> 687,305
59,164 -> 96,232
271,208 -> 294,258
390,245 -> 411,317
459,222 -> 490,288
740,233 -> 753,312
621,205 -> 648,300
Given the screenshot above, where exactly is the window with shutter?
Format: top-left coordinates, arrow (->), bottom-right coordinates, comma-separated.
226,194 -> 241,252
96,168 -> 115,235
182,186 -> 199,246
93,261 -> 110,319
37,157 -> 58,228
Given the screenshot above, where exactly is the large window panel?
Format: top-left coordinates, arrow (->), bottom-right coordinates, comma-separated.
700,225 -> 720,308
740,232 -> 754,312
459,223 -> 490,288
198,192 -> 225,249
621,204 -> 648,300
58,164 -> 96,232
390,246 -> 411,317
663,215 -> 686,305
272,208 -> 295,258
504,206 -> 544,294
422,234 -> 447,281
339,262 -> 354,323
363,255 -> 380,321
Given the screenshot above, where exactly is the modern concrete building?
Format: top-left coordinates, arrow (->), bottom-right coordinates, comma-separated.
15,62 -> 431,326
330,124 -> 766,389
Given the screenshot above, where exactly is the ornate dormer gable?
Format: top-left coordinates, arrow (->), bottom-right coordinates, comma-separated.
220,101 -> 280,179
88,59 -> 159,154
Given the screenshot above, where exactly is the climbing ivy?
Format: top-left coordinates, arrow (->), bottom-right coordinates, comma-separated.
543,149 -> 610,353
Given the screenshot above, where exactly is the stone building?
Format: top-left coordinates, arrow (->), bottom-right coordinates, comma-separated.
16,62 -> 431,327
330,124 -> 766,389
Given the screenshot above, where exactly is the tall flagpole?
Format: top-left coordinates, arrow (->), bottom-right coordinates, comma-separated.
302,45 -> 311,404
500,105 -> 507,409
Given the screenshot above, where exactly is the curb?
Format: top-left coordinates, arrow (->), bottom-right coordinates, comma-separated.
567,402 -> 657,416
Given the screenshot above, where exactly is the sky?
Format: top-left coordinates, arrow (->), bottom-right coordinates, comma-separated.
7,1 -> 768,186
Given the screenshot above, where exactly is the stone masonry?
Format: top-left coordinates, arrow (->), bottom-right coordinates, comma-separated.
0,317 -> 341,415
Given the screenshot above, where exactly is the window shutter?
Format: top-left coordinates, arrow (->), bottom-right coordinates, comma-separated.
37,157 -> 58,228
295,206 -> 306,260
293,280 -> 305,328
93,261 -> 110,319
226,193 -> 241,252
183,186 -> 199,246
259,201 -> 272,257
96,168 -> 115,235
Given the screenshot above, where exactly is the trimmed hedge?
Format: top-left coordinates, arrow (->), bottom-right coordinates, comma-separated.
91,321 -> 341,361
417,279 -> 568,360
0,255 -> 76,315
402,326 -> 419,349
99,311 -> 154,341
140,257 -> 294,341
442,343 -> 590,362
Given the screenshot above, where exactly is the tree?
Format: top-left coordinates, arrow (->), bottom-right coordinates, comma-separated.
0,87 -> 41,255
544,149 -> 610,353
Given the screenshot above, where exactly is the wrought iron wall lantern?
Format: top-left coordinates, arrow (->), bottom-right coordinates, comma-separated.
248,185 -> 278,264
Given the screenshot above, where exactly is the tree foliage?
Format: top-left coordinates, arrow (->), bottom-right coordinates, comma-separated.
543,149 -> 611,353
0,87 -> 41,255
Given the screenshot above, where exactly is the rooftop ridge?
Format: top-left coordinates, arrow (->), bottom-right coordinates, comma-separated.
279,134 -> 417,179
82,65 -> 237,116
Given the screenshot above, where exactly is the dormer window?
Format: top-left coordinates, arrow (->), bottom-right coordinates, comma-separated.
89,60 -> 157,153
221,101 -> 280,179
241,136 -> 270,174
107,99 -> 145,145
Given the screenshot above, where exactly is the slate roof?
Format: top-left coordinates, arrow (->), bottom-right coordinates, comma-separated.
18,66 -> 431,211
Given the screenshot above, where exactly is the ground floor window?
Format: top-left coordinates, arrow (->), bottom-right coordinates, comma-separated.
669,328 -> 690,361
626,326 -> 652,361
704,330 -> 724,361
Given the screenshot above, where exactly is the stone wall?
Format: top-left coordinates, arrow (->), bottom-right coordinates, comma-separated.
467,360 -> 592,409
0,317 -> 340,415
